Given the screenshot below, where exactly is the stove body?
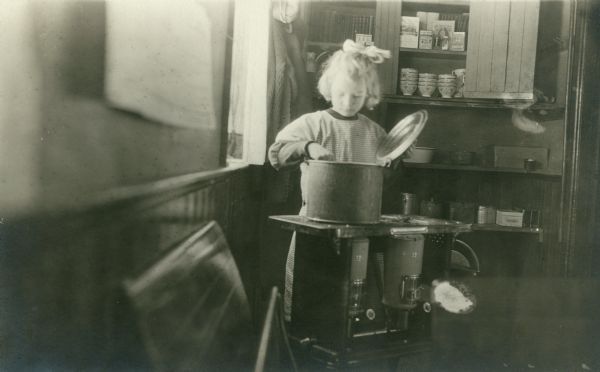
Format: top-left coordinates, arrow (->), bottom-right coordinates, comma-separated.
270,215 -> 471,367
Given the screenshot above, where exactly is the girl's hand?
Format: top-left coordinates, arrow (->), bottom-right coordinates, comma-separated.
307,142 -> 334,160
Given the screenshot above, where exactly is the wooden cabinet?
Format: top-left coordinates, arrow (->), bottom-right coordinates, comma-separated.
374,0 -> 540,100
374,0 -> 402,94
464,0 -> 540,99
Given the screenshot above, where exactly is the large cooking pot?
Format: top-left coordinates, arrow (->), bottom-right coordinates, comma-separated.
305,110 -> 428,224
305,160 -> 384,224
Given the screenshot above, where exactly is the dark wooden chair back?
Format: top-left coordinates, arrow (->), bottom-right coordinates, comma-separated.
124,221 -> 254,371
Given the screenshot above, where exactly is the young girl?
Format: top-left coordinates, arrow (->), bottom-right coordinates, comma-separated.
268,39 -> 392,320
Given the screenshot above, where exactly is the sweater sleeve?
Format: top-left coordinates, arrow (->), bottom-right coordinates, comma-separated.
268,115 -> 319,170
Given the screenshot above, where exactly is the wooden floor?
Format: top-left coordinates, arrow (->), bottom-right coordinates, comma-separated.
289,277 -> 600,372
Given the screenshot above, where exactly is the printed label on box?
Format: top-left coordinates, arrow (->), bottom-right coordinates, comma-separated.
450,32 -> 465,51
356,34 -> 373,46
419,30 -> 433,49
496,210 -> 524,227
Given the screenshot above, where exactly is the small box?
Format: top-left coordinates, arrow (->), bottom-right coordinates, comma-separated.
419,30 -> 433,49
355,34 -> 373,46
400,16 -> 420,48
450,32 -> 465,51
425,12 -> 439,31
496,209 -> 524,227
488,146 -> 549,170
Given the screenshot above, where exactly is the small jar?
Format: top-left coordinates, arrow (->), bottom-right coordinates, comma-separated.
400,193 -> 419,215
477,206 -> 496,224
524,158 -> 537,172
420,198 -> 442,218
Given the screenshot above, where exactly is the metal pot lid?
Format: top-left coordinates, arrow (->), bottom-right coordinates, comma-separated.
376,110 -> 428,163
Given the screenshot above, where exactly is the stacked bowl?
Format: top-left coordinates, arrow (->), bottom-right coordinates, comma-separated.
437,74 -> 457,98
452,69 -> 466,97
399,68 -> 418,96
418,73 -> 437,97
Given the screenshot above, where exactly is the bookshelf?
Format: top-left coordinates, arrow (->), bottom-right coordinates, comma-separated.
305,2 -> 376,46
398,48 -> 467,57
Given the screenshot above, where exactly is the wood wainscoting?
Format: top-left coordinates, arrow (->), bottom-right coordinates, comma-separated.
1,165 -> 263,370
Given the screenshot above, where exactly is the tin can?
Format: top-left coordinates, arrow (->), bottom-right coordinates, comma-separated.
420,198 -> 442,218
400,193 -> 419,215
524,158 -> 537,172
477,206 -> 496,224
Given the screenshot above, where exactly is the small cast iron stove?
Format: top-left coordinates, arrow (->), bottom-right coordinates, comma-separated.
269,215 -> 471,368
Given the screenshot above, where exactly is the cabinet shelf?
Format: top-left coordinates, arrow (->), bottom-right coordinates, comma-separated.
471,224 -> 542,234
402,0 -> 469,6
306,41 -> 343,50
470,224 -> 544,242
382,94 -> 564,112
403,162 -> 562,177
398,47 -> 467,57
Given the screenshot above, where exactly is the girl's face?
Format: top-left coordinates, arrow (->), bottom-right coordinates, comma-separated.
330,74 -> 367,117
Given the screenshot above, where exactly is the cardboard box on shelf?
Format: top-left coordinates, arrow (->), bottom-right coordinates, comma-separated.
400,16 -> 420,48
487,146 -> 549,170
419,30 -> 433,49
496,209 -> 524,227
355,34 -> 373,46
450,32 -> 465,51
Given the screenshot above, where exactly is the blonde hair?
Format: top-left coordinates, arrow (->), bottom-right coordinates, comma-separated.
318,40 -> 391,109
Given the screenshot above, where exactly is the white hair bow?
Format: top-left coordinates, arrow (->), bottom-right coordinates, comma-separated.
342,39 -> 391,64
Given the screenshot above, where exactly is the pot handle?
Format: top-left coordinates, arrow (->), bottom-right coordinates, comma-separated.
451,238 -> 480,275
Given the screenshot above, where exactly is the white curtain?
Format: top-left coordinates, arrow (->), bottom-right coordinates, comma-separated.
227,0 -> 271,164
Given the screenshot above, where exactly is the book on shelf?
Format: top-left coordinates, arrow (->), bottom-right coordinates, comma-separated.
308,6 -> 377,44
416,11 -> 428,31
439,13 -> 469,32
425,12 -> 439,31
400,16 -> 420,48
456,13 -> 470,33
439,13 -> 461,20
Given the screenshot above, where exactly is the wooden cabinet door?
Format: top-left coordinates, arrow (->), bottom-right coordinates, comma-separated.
464,0 -> 540,100
374,0 -> 402,95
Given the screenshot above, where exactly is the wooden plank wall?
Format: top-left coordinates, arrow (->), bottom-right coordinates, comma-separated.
385,168 -> 563,277
464,0 -> 539,99
381,105 -> 565,277
375,0 -> 402,94
561,0 -> 600,278
1,166 -> 263,370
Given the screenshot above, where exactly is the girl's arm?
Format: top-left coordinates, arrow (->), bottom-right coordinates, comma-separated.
269,141 -> 333,170
268,117 -> 317,170
268,115 -> 333,170
268,140 -> 312,170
